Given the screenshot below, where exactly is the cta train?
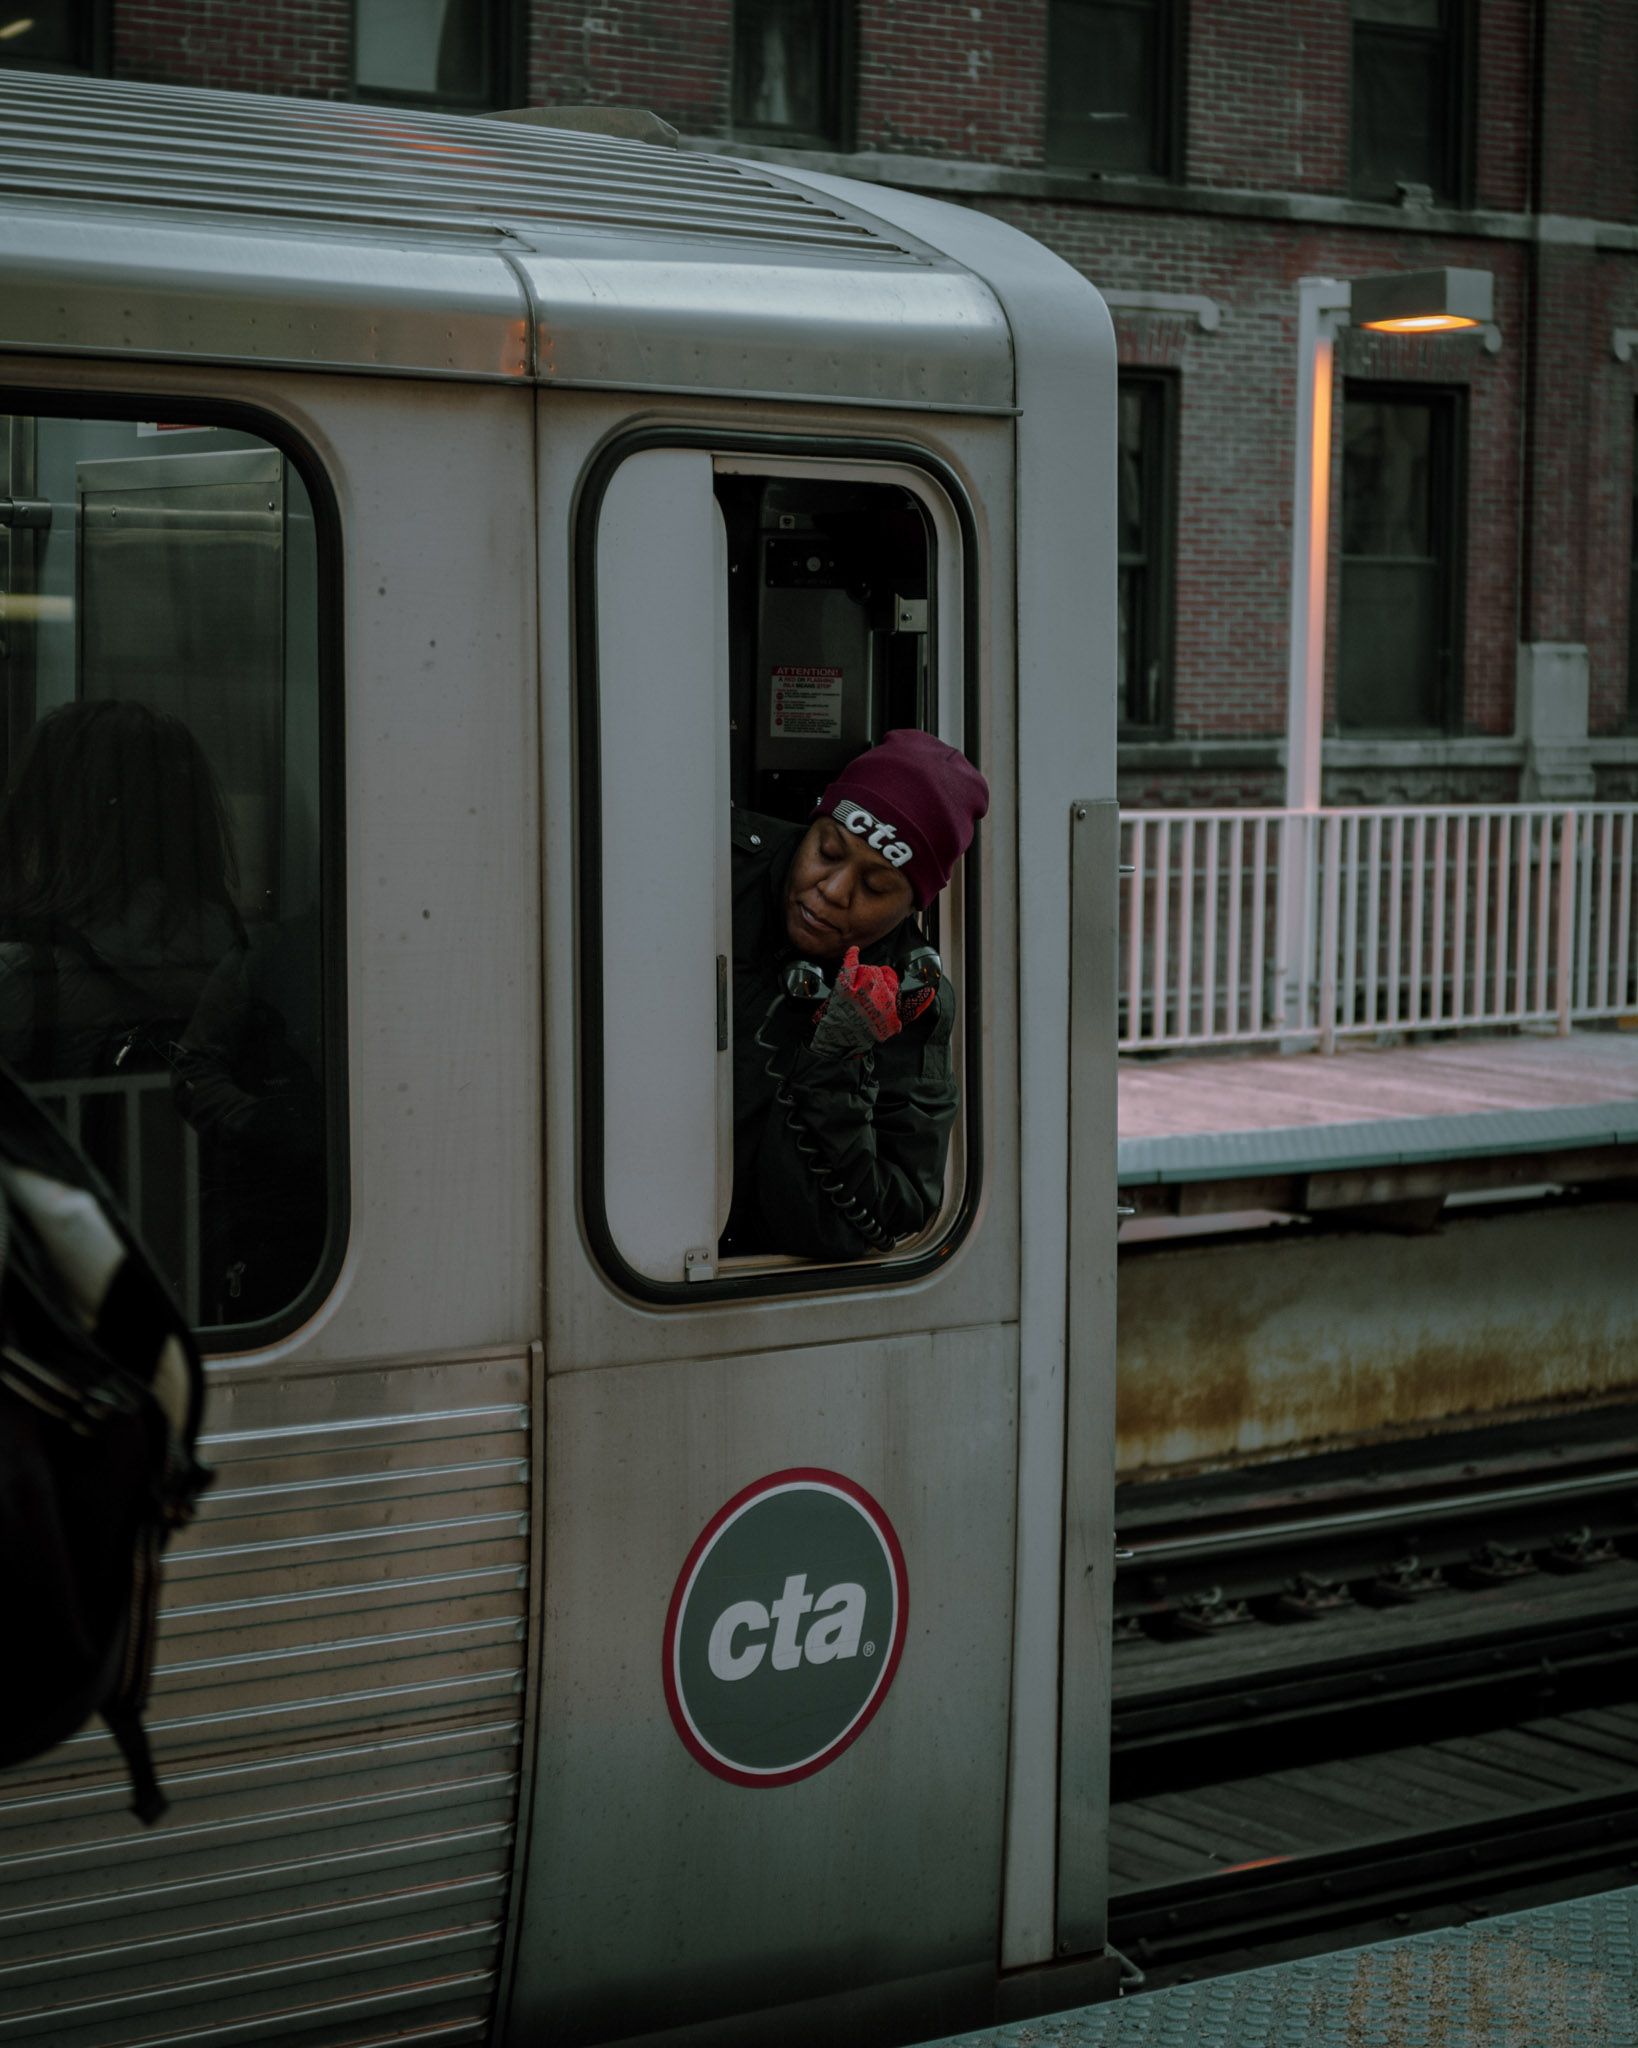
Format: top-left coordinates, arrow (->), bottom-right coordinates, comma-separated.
0,67 -> 1119,2048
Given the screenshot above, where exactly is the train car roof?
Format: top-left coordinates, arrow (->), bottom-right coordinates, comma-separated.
0,71 -> 1018,412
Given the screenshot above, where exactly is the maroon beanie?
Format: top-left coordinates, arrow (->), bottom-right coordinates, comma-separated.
815,729 -> 990,910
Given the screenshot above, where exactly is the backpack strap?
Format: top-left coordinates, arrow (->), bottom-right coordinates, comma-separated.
104,1705 -> 166,1826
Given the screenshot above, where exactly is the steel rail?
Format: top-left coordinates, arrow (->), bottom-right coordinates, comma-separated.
1119,1461 -> 1638,1565
1110,1781 -> 1638,1971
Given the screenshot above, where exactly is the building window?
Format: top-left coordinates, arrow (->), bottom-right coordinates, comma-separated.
1338,386 -> 1463,732
732,0 -> 855,151
1629,405 -> 1638,730
1117,374 -> 1175,733
0,0 -> 108,73
1045,0 -> 1182,178
354,0 -> 516,111
1351,0 -> 1470,205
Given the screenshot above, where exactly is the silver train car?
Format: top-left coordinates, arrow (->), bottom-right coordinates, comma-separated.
0,71 -> 1118,2048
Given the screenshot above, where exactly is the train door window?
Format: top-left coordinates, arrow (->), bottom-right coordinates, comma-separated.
353,0 -> 516,110
586,446 -> 971,1298
0,408 -> 335,1339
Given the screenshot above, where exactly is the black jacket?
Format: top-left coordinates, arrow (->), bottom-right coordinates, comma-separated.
723,811 -> 959,1263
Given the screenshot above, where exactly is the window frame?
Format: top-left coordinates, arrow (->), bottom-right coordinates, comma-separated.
1337,378 -> 1468,736
351,0 -> 523,114
729,0 -> 858,154
573,424 -> 984,1308
1043,0 -> 1187,182
0,384 -> 350,1355
1348,0 -> 1475,208
1115,369 -> 1178,738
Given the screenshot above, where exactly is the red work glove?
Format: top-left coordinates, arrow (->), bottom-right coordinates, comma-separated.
811,946 -> 902,1057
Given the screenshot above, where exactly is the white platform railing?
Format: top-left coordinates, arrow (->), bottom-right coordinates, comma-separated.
36,1070 -> 201,1321
1119,804 -> 1638,1054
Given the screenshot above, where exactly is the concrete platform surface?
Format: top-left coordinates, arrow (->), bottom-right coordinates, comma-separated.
1117,1029 -> 1638,1188
1119,1029 -> 1638,1142
923,1886 -> 1638,2046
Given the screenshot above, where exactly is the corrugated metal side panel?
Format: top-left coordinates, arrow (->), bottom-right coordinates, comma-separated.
0,1351 -> 530,2048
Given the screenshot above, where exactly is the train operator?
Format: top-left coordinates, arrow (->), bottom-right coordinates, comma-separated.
723,728 -> 988,1264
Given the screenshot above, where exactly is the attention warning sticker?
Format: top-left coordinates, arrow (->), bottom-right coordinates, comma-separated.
770,666 -> 844,739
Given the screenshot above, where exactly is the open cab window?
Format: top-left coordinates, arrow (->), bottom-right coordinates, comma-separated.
584,440 -> 976,1301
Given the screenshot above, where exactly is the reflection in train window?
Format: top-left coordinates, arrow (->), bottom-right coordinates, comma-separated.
0,412 -> 333,1335
592,449 -> 973,1295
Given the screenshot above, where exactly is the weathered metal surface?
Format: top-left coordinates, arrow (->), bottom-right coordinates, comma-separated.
515,239 -> 1013,409
1058,800 -> 1121,1957
0,1351 -> 529,2048
0,70 -> 1015,408
508,1329 -> 1018,2046
921,1883 -> 1638,2044
0,200 -> 533,383
1116,1199 -> 1638,1473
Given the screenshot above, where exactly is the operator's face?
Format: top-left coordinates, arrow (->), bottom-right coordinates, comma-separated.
783,815 -> 916,963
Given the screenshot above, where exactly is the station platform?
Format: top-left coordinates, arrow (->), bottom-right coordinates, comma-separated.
1117,1027 -> 1638,1228
927,1884 -> 1638,2045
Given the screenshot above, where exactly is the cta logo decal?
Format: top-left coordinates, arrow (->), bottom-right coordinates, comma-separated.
662,1468 -> 908,1788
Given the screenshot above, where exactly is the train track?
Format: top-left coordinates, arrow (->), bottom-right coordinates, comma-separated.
1106,1402 -> 1638,1979
1109,1702 -> 1638,1976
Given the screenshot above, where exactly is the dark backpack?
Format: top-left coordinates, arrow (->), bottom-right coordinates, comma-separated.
0,1053 -> 208,1822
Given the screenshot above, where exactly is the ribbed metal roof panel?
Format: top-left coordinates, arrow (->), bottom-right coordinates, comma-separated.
0,73 -> 1015,404
0,70 -> 911,256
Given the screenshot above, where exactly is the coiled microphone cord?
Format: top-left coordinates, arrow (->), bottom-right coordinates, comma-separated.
753,1000 -> 896,1253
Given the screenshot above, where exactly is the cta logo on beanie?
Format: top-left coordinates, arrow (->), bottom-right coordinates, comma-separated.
817,729 -> 990,909
830,800 -> 913,869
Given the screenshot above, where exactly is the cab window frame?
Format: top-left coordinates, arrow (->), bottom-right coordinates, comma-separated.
573,424 -> 984,1307
0,385 -> 349,1355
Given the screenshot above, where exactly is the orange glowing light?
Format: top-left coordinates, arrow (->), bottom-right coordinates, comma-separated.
1358,313 -> 1481,333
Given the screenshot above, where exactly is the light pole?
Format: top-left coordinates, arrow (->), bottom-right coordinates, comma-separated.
1278,265 -> 1495,1041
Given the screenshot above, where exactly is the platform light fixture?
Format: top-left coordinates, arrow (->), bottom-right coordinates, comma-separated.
1278,265 -> 1494,1041
1350,266 -> 1494,335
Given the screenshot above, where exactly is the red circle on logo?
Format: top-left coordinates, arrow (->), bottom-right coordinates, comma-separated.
661,1467 -> 909,1789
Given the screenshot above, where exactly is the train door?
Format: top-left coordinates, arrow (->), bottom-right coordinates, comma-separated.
505,401 -> 1041,2046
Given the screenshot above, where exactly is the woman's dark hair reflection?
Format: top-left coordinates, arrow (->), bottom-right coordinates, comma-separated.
0,698 -> 243,948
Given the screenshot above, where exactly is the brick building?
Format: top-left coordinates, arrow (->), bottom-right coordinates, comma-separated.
11,0 -> 1636,807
